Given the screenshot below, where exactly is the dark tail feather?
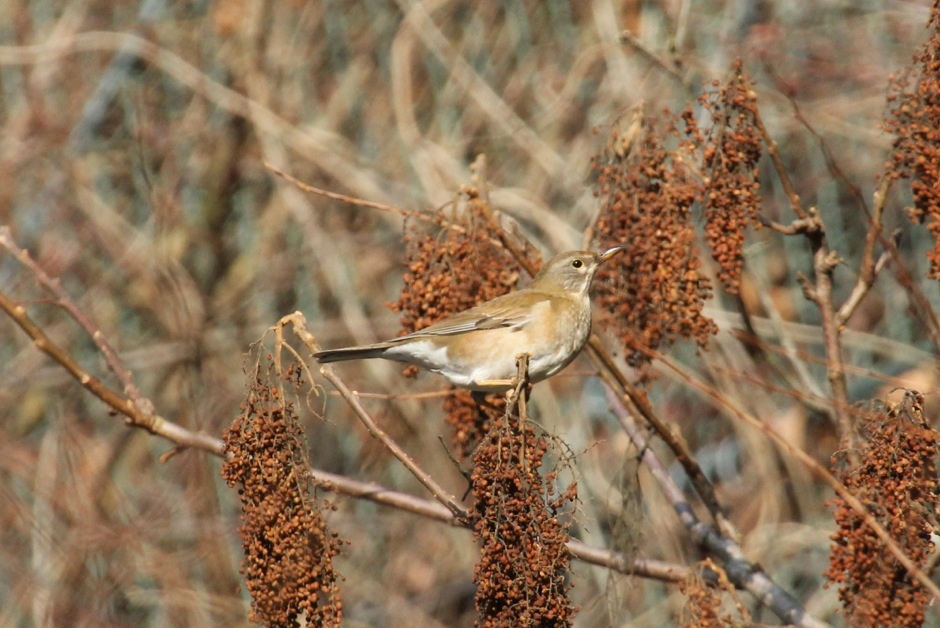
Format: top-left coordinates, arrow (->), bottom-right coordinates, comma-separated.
314,344 -> 391,363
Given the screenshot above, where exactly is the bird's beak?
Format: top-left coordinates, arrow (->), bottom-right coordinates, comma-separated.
597,245 -> 625,263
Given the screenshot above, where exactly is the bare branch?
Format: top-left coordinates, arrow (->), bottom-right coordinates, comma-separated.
751,99 -> 806,220
0,288 -> 224,457
308,468 -> 696,584
587,335 -> 738,540
0,226 -> 153,414
606,387 -> 828,628
649,347 -> 940,604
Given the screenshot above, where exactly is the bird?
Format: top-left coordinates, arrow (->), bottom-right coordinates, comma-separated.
314,246 -> 624,392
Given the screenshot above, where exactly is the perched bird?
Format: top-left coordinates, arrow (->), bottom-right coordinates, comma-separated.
314,246 -> 624,392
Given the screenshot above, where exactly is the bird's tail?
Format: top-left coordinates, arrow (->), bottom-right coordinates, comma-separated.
314,344 -> 391,363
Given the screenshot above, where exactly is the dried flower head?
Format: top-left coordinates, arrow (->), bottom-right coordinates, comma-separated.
222,364 -> 344,627
824,391 -> 939,626
593,114 -> 717,368
886,4 -> 940,278
679,569 -> 723,627
693,62 -> 763,293
471,405 -> 577,626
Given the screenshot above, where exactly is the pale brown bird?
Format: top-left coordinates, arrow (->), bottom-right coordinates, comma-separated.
314,246 -> 623,391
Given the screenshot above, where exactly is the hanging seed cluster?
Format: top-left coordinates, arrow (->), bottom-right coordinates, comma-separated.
690,62 -> 763,293
678,571 -> 724,627
592,65 -> 768,365
887,3 -> 940,278
824,392 -> 939,626
222,366 -> 344,627
471,410 -> 577,626
592,116 -> 718,367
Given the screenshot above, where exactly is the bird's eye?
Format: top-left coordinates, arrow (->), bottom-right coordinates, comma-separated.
571,259 -> 583,269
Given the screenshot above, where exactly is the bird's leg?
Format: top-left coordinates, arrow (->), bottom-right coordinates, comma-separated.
510,353 -> 532,472
474,378 -> 515,390
507,353 -> 533,408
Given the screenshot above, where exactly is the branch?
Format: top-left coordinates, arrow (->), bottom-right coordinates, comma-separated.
264,161 -> 417,218
307,468 -> 697,584
766,208 -> 857,455
619,29 -> 687,87
836,231 -> 895,328
649,347 -> 940,604
0,288 -> 224,457
586,336 -> 738,540
607,388 -> 828,628
751,98 -> 806,220
280,312 -> 470,521
0,226 -> 153,414
806,215 -> 855,456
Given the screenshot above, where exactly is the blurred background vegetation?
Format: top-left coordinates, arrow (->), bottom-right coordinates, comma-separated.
1,0 -> 938,625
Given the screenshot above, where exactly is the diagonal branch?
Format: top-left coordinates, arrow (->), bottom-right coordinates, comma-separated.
0,288 -> 224,457
470,188 -> 735,538
0,226 -> 152,414
647,345 -> 940,604
606,387 -> 827,628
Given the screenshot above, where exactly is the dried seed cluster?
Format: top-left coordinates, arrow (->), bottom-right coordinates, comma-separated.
678,571 -> 723,627
471,411 -> 577,626
222,366 -> 344,627
678,559 -> 750,627
391,193 -> 538,456
392,194 -> 533,340
887,4 -> 940,278
690,62 -> 763,293
443,388 -> 506,460
824,392 -> 939,626
593,116 -> 718,367
592,65 -> 766,365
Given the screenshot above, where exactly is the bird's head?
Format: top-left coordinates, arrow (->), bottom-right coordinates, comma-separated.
530,246 -> 624,295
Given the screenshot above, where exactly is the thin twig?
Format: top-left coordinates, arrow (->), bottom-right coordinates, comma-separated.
752,99 -> 806,220
836,227 -> 895,327
619,30 -> 686,86
265,160 -> 517,255
281,311 -> 470,521
264,161 -> 417,218
883,236 -> 940,350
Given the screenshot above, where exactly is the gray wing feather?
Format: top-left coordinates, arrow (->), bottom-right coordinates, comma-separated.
392,306 -> 531,341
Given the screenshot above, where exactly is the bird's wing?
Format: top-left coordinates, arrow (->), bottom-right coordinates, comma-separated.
392,292 -> 546,341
